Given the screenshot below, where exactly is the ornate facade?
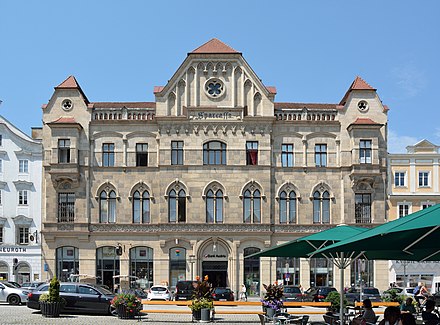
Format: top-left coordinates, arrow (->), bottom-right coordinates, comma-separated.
41,39 -> 389,294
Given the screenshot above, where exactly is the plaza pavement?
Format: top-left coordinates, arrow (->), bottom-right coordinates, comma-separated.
0,303 -> 385,325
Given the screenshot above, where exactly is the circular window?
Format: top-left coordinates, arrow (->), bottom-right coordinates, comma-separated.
62,99 -> 73,111
357,100 -> 368,112
205,78 -> 225,99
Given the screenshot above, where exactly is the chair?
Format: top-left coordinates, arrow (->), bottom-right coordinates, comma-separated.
365,315 -> 380,325
287,315 -> 310,325
323,314 -> 340,325
259,313 -> 274,325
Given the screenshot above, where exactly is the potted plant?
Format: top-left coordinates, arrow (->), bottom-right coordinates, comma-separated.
261,283 -> 284,318
39,276 -> 65,317
111,293 -> 142,319
325,291 -> 347,313
189,275 -> 214,322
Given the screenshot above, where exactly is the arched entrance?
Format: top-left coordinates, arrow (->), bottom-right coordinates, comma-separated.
0,261 -> 9,281
96,246 -> 120,290
201,240 -> 229,288
244,247 -> 260,296
16,262 -> 31,284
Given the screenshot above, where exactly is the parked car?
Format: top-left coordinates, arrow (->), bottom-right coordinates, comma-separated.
3,281 -> 21,288
27,282 -> 115,314
211,287 -> 234,301
345,287 -> 382,304
147,285 -> 172,301
0,281 -> 29,305
282,285 -> 304,302
303,286 -> 337,302
120,288 -> 148,299
383,287 -> 415,299
20,282 -> 46,292
174,280 -> 194,301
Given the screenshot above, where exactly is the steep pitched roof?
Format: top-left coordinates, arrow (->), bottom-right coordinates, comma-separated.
55,75 -> 90,104
190,38 -> 240,54
339,76 -> 376,105
351,117 -> 381,125
50,116 -> 78,124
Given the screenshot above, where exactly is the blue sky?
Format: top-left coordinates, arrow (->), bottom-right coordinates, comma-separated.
1,0 -> 438,153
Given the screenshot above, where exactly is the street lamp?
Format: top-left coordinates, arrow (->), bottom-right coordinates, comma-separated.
189,255 -> 196,280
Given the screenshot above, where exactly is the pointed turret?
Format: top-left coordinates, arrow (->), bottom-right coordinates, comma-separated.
55,75 -> 89,103
339,76 -> 376,105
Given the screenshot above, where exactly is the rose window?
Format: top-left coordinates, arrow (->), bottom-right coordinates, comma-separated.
62,99 -> 73,111
205,79 -> 224,98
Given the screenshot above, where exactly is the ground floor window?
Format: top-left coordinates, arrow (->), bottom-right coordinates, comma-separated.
310,258 -> 333,287
96,246 -> 120,291
16,262 -> 31,284
56,246 -> 79,282
169,247 -> 186,288
350,259 -> 374,287
130,246 -> 153,289
276,257 -> 300,285
0,261 -> 8,280
244,247 -> 260,296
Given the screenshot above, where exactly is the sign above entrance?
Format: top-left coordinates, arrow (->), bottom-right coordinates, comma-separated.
201,242 -> 228,261
187,107 -> 243,121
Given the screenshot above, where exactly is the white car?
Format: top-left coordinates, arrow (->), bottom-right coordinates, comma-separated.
147,285 -> 172,301
0,281 -> 30,305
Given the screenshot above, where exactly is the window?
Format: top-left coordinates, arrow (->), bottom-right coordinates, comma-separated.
315,144 -> 327,167
58,139 -> 71,163
281,144 -> 293,167
18,190 -> 28,205
0,135 -> 2,146
279,191 -> 297,224
58,193 -> 75,222
168,189 -> 186,222
18,227 -> 29,245
99,190 -> 116,223
359,140 -> 372,164
0,159 -> 2,173
171,141 -> 184,165
355,194 -> 371,223
136,143 -> 148,166
0,189 -> 2,205
398,203 -> 410,218
102,143 -> 115,167
206,189 -> 223,223
56,247 -> 79,282
203,141 -> 226,165
246,141 -> 258,165
422,202 -> 434,209
313,191 -> 330,224
133,190 -> 150,223
0,226 -> 3,243
394,172 -> 406,187
19,159 -> 29,173
418,172 -> 430,187
243,189 -> 261,223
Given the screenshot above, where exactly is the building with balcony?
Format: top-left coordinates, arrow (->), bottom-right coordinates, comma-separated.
40,39 -> 389,294
0,115 -> 42,283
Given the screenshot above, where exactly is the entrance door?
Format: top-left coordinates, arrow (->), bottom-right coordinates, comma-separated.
202,261 -> 228,288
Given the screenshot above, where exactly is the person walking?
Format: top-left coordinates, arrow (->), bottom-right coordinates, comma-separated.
240,284 -> 248,301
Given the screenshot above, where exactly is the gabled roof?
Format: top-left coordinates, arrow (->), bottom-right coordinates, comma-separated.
55,75 -> 90,104
406,139 -> 440,154
265,86 -> 277,95
347,118 -> 383,130
49,116 -> 78,124
339,76 -> 376,105
190,38 -> 240,54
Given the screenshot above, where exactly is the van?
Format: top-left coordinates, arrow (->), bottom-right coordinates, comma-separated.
174,281 -> 194,300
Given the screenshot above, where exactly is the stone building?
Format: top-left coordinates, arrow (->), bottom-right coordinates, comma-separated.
0,115 -> 42,283
388,140 -> 440,291
40,39 -> 389,294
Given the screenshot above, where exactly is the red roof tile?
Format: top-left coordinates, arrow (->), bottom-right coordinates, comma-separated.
352,118 -> 381,125
50,116 -> 78,124
265,86 -> 277,94
339,76 -> 376,105
190,38 -> 239,54
91,102 -> 156,109
275,102 -> 338,110
153,86 -> 164,94
54,75 -> 89,104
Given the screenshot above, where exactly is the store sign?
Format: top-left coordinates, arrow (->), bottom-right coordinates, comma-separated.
189,110 -> 241,121
204,254 -> 227,259
0,246 -> 27,253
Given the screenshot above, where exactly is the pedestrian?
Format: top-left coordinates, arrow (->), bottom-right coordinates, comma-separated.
240,284 -> 247,301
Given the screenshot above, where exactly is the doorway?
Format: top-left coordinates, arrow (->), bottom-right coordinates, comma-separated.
202,261 -> 228,287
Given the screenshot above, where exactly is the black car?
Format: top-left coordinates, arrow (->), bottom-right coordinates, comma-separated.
174,281 -> 194,301
27,282 -> 115,315
211,287 -> 234,301
282,285 -> 304,302
345,287 -> 382,304
303,286 -> 337,302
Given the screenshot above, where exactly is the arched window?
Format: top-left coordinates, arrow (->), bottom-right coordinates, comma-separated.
56,246 -> 79,282
203,141 -> 226,165
99,190 -> 116,223
206,189 -> 223,223
133,190 -> 150,223
279,190 -> 297,224
313,190 -> 330,224
169,189 -> 186,222
243,189 -> 261,223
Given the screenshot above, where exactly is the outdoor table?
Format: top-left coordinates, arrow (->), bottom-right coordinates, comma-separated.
273,315 -> 289,324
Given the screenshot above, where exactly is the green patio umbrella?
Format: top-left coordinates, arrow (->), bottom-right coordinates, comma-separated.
311,204 -> 440,262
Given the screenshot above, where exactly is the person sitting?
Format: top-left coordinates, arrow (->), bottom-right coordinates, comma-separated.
400,297 -> 416,314
400,313 -> 416,325
421,300 -> 440,325
352,299 -> 377,325
379,306 -> 402,325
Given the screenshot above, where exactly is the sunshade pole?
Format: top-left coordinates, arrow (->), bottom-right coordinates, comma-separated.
403,226 -> 440,253
339,252 -> 344,325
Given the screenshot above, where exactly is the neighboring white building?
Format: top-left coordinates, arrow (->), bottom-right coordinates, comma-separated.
0,115 -> 42,283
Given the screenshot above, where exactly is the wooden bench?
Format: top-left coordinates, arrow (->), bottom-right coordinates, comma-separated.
355,302 -> 400,307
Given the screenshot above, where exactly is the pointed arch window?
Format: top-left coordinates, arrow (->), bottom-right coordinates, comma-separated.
313,190 -> 330,224
206,189 -> 223,223
169,189 -> 186,223
243,189 -> 261,224
133,190 -> 150,223
99,190 -> 116,223
279,190 -> 297,224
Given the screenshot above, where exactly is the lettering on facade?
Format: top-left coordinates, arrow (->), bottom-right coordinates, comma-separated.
189,111 -> 241,120
204,254 -> 227,258
0,247 -> 27,253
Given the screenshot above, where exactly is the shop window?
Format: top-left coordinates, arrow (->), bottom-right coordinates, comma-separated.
244,247 -> 260,297
276,257 -> 300,285
169,247 -> 186,289
96,246 -> 120,291
130,246 -> 153,290
56,246 -> 79,282
310,258 -> 333,287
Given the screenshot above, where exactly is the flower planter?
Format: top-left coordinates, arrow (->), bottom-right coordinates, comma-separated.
192,309 -> 202,321
40,301 -> 62,318
201,308 -> 211,322
117,304 -> 136,319
266,307 -> 276,318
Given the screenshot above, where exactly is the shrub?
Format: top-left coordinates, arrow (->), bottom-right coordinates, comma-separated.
325,291 -> 347,311
261,283 -> 284,311
39,276 -> 65,303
